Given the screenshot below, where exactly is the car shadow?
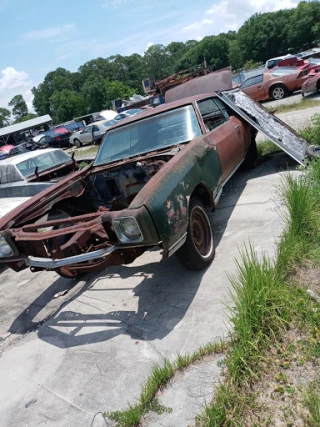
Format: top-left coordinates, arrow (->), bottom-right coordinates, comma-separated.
8,152 -> 296,348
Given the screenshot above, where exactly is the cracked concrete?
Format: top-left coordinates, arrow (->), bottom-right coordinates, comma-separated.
142,354 -> 224,427
0,153 -> 295,426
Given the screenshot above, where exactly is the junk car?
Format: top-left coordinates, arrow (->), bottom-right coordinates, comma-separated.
0,85 -> 310,278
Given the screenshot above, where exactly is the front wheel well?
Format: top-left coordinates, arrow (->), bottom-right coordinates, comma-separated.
269,83 -> 288,97
190,184 -> 213,209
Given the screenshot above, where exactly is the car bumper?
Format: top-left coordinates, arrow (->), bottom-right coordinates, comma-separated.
24,245 -> 115,268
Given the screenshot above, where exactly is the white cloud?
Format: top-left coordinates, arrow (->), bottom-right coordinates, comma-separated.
146,42 -> 154,50
25,24 -> 75,41
205,0 -> 300,33
0,67 -> 35,111
101,0 -> 132,7
182,19 -> 213,33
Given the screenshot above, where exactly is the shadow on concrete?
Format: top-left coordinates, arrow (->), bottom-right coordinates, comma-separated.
8,152 -> 296,348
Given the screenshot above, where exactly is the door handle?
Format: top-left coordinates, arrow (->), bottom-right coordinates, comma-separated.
257,85 -> 263,88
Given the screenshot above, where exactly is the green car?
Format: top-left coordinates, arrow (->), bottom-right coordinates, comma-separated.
0,89 -> 309,278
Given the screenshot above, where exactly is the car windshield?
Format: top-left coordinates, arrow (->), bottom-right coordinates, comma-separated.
16,150 -> 71,178
94,105 -> 202,166
126,109 -> 142,116
102,119 -> 117,127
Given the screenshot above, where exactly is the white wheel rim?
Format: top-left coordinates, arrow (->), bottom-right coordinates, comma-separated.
273,88 -> 284,99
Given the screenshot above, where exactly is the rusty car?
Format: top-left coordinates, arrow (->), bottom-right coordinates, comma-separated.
302,66 -> 320,97
0,84 -> 310,278
239,62 -> 311,101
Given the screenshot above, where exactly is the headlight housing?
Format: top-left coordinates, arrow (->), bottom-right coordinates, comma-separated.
0,237 -> 14,258
112,217 -> 143,243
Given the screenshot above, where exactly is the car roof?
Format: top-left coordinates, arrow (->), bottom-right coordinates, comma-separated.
108,93 -> 215,130
0,148 -> 65,166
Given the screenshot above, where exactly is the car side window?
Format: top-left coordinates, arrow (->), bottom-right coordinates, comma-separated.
83,126 -> 92,134
93,125 -> 100,132
197,98 -> 227,132
240,75 -> 264,89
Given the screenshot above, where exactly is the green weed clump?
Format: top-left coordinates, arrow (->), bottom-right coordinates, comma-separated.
299,114 -> 320,146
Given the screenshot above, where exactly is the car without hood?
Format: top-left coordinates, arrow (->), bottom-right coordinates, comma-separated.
0,82 -> 311,278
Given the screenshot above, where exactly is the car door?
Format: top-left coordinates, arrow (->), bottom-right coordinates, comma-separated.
80,126 -> 93,144
91,125 -> 101,142
197,97 -> 245,181
240,75 -> 265,101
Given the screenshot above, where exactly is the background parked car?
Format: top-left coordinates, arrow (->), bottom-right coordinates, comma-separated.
265,54 -> 293,69
8,141 -> 41,157
302,67 -> 320,97
0,145 -> 15,160
114,108 -> 143,121
34,129 -> 71,149
70,121 -> 113,147
240,64 -> 311,101
0,148 -> 77,187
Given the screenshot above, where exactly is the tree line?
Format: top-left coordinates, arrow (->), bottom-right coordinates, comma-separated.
1,0 -> 320,127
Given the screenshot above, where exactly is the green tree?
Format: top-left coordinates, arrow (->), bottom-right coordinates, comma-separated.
81,76 -> 107,113
144,44 -> 173,80
238,9 -> 293,62
228,40 -> 244,70
105,79 -> 135,108
15,113 -> 38,123
9,95 -> 28,121
287,1 -> 320,51
50,90 -> 85,123
32,68 -> 79,116
177,34 -> 230,71
0,108 -> 11,128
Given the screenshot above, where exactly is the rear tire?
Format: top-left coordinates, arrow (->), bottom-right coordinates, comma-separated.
176,198 -> 215,270
270,85 -> 288,100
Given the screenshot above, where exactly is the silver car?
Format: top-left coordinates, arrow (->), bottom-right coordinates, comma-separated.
70,121 -> 115,147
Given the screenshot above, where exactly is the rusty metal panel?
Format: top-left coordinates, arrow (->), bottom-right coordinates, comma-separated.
216,89 -> 308,165
165,69 -> 233,104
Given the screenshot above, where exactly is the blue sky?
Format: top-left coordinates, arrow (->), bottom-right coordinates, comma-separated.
0,0 -> 299,111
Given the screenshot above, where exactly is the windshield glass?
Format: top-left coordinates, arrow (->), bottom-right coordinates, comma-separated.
94,105 -> 202,166
103,119 -> 117,127
16,150 -> 71,178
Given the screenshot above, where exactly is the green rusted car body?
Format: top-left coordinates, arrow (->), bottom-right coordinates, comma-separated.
0,89 -> 308,278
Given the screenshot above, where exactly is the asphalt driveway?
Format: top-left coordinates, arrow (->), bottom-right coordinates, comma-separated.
0,152 -> 295,427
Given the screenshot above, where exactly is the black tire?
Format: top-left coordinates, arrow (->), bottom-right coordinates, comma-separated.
176,199 -> 215,270
270,85 -> 288,100
240,138 -> 257,170
74,138 -> 82,148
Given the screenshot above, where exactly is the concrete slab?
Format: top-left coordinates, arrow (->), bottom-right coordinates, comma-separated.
142,354 -> 224,427
0,153 -> 294,426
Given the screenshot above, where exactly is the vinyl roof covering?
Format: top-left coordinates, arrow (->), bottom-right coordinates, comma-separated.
0,115 -> 52,137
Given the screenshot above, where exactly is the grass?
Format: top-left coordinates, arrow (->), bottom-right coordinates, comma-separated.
102,119 -> 320,427
265,98 -> 320,114
304,378 -> 320,426
68,145 -> 98,157
257,140 -> 281,157
104,341 -> 227,426
197,159 -> 320,426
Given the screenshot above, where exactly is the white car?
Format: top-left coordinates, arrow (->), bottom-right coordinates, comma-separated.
0,148 -> 74,219
265,54 -> 293,70
69,121 -> 114,147
114,108 -> 143,121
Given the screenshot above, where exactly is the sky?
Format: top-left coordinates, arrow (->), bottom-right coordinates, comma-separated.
0,0 -> 300,112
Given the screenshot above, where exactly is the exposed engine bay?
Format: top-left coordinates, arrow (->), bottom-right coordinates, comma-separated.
54,154 -> 173,216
